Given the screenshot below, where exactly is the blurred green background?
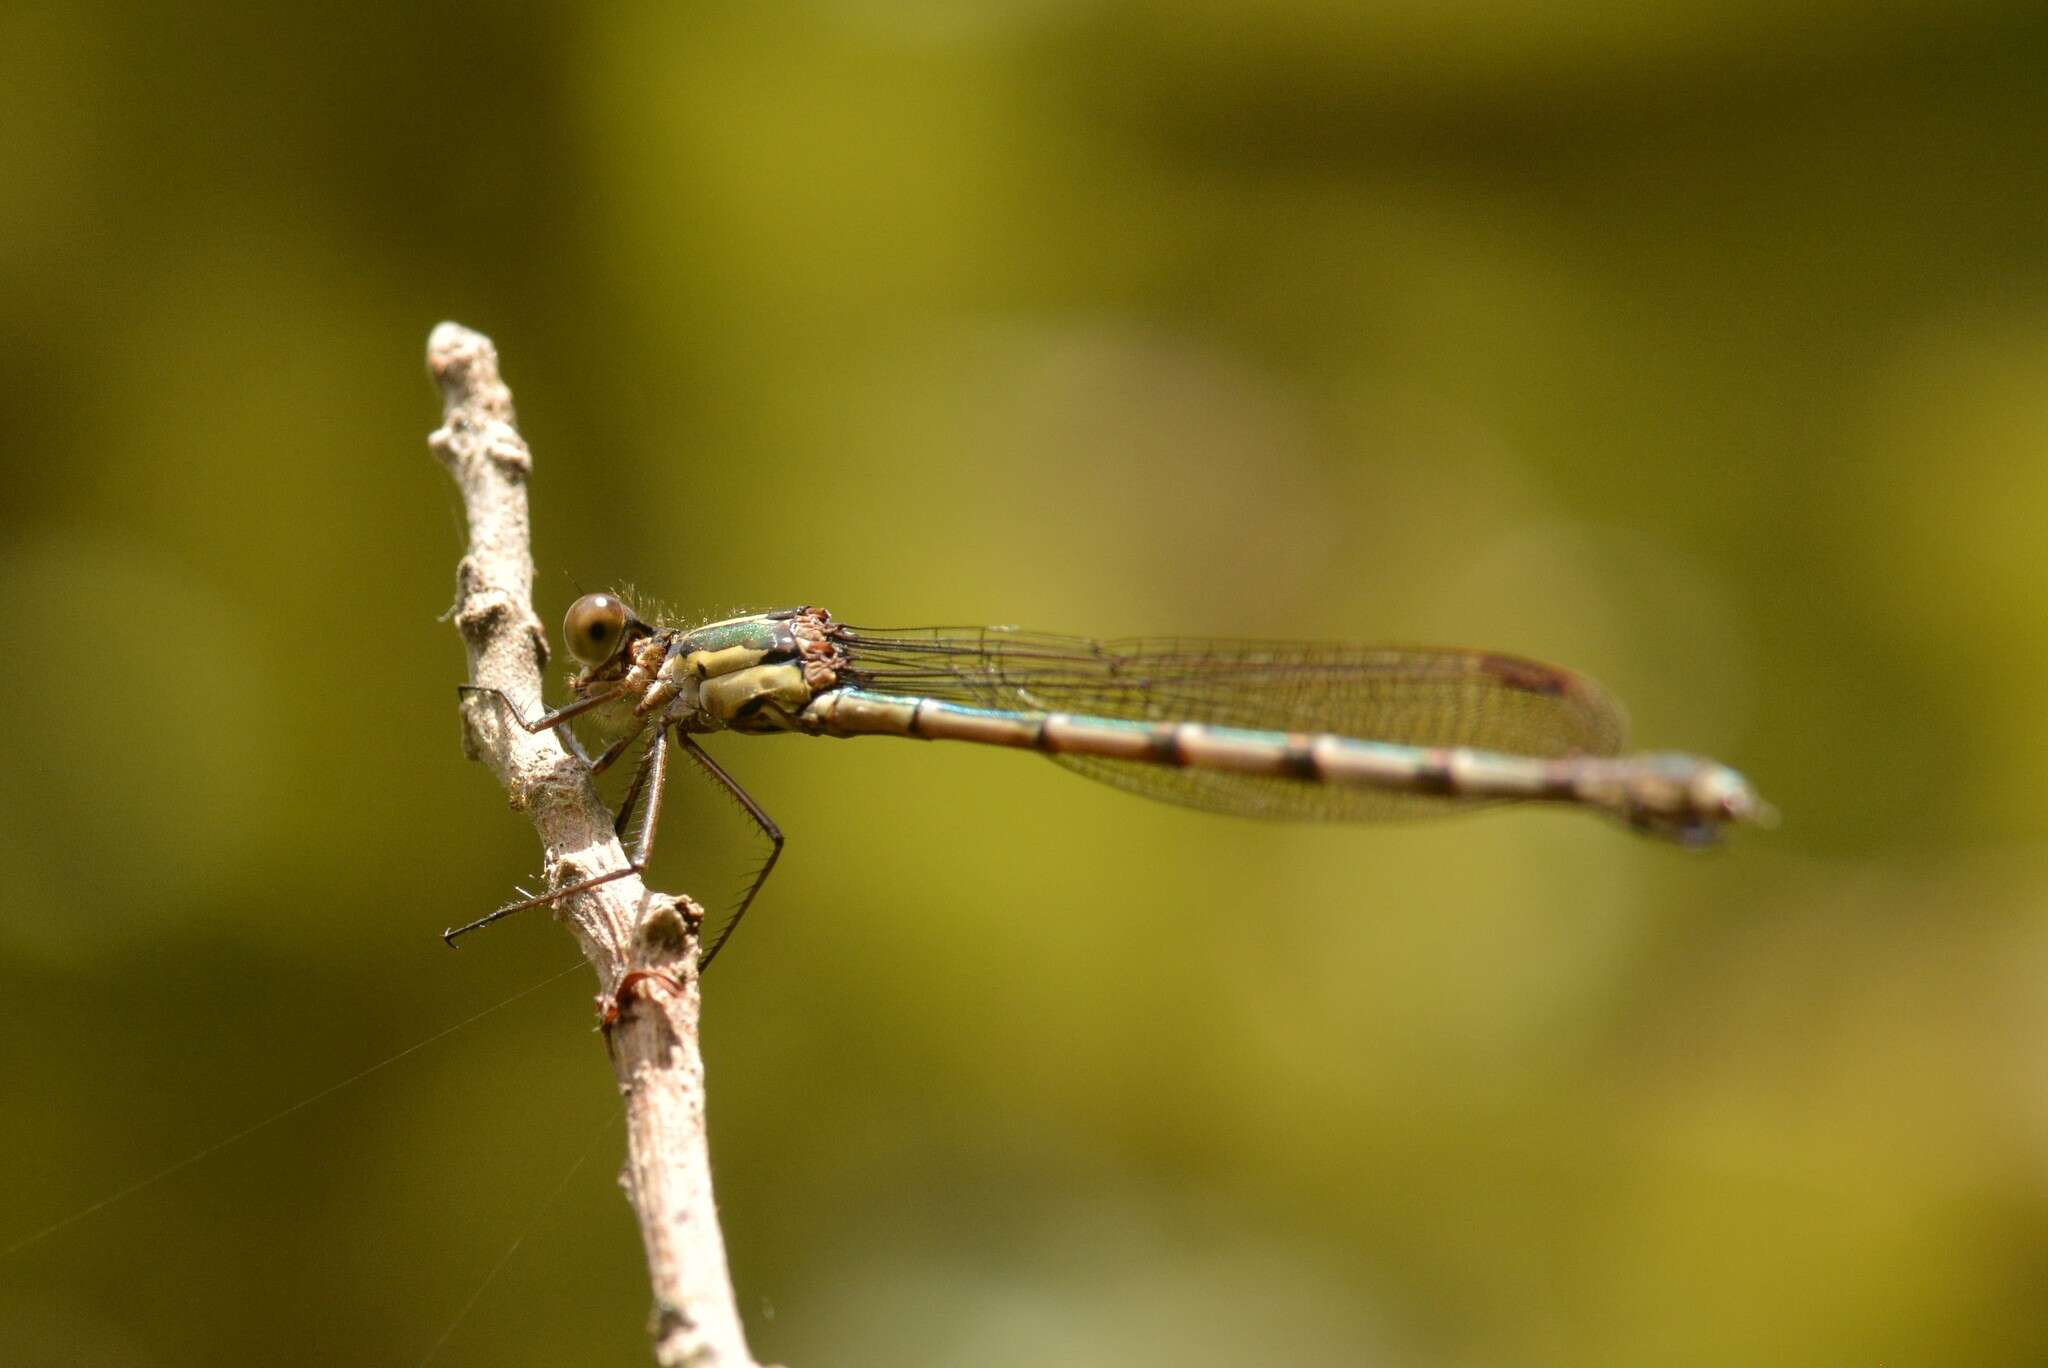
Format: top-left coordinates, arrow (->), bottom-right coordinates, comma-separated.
3,3 -> 2044,1365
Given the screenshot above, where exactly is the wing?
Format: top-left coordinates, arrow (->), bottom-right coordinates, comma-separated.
831,626 -> 1628,823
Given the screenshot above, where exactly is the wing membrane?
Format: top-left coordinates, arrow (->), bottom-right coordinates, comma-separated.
833,626 -> 1628,824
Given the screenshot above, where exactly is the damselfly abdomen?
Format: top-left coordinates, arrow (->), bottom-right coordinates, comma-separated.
453,596 -> 1770,964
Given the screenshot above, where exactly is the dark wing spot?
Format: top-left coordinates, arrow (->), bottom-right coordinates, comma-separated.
1480,654 -> 1570,696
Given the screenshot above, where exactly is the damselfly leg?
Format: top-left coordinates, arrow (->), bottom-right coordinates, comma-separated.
450,687 -> 785,969
456,681 -> 627,739
674,735 -> 785,970
443,691 -> 672,949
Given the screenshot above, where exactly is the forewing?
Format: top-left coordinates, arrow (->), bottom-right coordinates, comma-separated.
834,627 -> 1629,824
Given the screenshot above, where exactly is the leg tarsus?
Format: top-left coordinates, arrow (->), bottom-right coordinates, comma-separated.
443,729 -> 672,948
441,860 -> 646,945
676,735 -> 784,971
458,681 -> 628,734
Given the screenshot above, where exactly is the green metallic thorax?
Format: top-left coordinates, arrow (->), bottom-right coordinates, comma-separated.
673,616 -> 790,656
642,611 -> 836,735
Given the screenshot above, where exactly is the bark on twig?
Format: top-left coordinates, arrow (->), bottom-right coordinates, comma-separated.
426,322 -> 762,1367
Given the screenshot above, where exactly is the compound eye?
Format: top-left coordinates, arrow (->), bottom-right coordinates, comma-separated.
564,593 -> 631,666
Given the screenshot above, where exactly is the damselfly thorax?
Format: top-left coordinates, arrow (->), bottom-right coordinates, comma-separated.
454,594 -> 1771,966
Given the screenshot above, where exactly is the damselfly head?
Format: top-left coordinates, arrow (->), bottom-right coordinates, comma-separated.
564,592 -> 640,668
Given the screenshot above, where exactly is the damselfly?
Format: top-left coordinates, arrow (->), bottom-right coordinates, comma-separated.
453,595 -> 1771,964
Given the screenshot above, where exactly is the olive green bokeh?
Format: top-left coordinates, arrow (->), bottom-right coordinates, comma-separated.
4,4 -> 2046,1365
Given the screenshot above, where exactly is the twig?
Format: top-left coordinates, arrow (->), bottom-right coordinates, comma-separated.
426,322 -> 763,1367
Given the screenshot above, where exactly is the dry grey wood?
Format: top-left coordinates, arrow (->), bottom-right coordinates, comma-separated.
427,322 -> 764,1368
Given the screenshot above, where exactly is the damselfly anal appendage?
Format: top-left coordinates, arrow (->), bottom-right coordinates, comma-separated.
449,594 -> 1771,960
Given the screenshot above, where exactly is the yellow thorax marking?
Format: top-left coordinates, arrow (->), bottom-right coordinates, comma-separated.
683,643 -> 772,681
699,662 -> 813,731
